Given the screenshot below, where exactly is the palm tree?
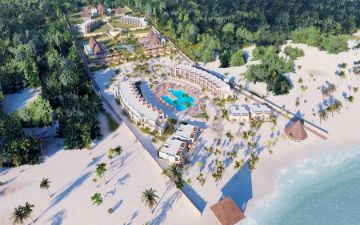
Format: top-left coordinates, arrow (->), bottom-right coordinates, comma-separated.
95,163 -> 107,183
23,202 -> 34,224
162,164 -> 183,189
40,178 -> 51,197
91,193 -> 103,206
318,108 -> 328,124
328,83 -> 337,94
225,131 -> 234,142
348,95 -> 354,103
113,146 -> 123,156
332,99 -> 343,114
141,188 -> 159,212
241,131 -> 249,141
11,205 -> 26,225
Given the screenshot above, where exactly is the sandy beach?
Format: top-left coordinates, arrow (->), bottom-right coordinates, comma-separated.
202,40 -> 360,213
1,37 -> 360,225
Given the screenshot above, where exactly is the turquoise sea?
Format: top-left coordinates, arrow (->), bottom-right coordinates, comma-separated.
244,146 -> 360,225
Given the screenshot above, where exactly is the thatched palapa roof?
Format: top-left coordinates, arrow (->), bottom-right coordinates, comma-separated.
210,197 -> 245,225
284,119 -> 308,141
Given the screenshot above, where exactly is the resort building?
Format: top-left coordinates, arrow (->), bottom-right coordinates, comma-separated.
229,105 -> 251,122
159,123 -> 200,163
210,197 -> 245,225
159,138 -> 187,164
139,31 -> 165,55
119,15 -> 146,27
82,19 -> 99,34
284,119 -> 308,142
172,124 -> 200,145
170,65 -> 232,99
114,80 -> 167,134
90,8 -> 98,17
229,103 -> 272,122
115,6 -> 126,17
84,36 -> 106,56
249,104 -> 273,121
97,4 -> 106,17
81,7 -> 91,21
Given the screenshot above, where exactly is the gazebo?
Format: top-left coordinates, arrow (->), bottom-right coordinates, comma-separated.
284,119 -> 308,141
210,197 -> 245,225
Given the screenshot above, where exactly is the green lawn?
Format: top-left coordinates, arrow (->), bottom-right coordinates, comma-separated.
92,23 -> 110,33
111,21 -> 137,29
70,12 -> 83,24
103,38 -> 118,49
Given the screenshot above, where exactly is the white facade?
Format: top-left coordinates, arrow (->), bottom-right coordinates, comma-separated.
170,65 -> 232,99
172,124 -> 199,144
159,138 -> 186,164
229,103 -> 273,122
229,105 -> 251,122
249,104 -> 273,121
159,123 -> 200,163
119,16 -> 147,27
114,80 -> 167,134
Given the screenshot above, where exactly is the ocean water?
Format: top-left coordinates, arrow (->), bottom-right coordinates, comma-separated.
244,146 -> 360,225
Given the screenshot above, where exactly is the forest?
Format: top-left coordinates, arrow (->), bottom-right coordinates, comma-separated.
0,0 -> 102,167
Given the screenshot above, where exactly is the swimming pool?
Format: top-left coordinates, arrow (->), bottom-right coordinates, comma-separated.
162,89 -> 196,111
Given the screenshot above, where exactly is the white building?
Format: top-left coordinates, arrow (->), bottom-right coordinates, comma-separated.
249,104 -> 273,121
114,80 -> 167,134
229,103 -> 273,122
159,138 -> 187,164
172,124 -> 200,144
229,105 -> 251,122
119,15 -> 147,27
170,65 -> 232,99
159,123 -> 200,163
80,19 -> 99,34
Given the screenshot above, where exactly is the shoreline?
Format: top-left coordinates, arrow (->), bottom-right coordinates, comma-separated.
246,108 -> 360,214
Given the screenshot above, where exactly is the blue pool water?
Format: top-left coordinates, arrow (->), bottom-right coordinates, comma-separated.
162,89 -> 195,111
244,146 -> 360,225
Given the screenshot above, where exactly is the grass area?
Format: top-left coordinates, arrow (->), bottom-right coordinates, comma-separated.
92,23 -> 110,33
161,30 -> 198,61
70,12 -> 83,24
112,21 -> 137,29
103,38 -> 118,49
129,28 -> 150,35
104,112 -> 119,132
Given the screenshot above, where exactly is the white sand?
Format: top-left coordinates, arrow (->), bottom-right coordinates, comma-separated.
201,41 -> 360,212
0,120 -> 216,225
2,88 -> 41,114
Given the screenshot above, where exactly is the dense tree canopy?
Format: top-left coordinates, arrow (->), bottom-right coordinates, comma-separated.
0,0 -> 102,166
118,0 -> 359,60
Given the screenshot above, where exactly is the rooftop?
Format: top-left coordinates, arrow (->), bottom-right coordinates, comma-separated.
229,104 -> 249,116
173,124 -> 198,140
118,81 -> 163,122
210,197 -> 245,225
284,119 -> 308,141
250,103 -> 272,114
161,138 -> 186,157
175,65 -> 230,90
